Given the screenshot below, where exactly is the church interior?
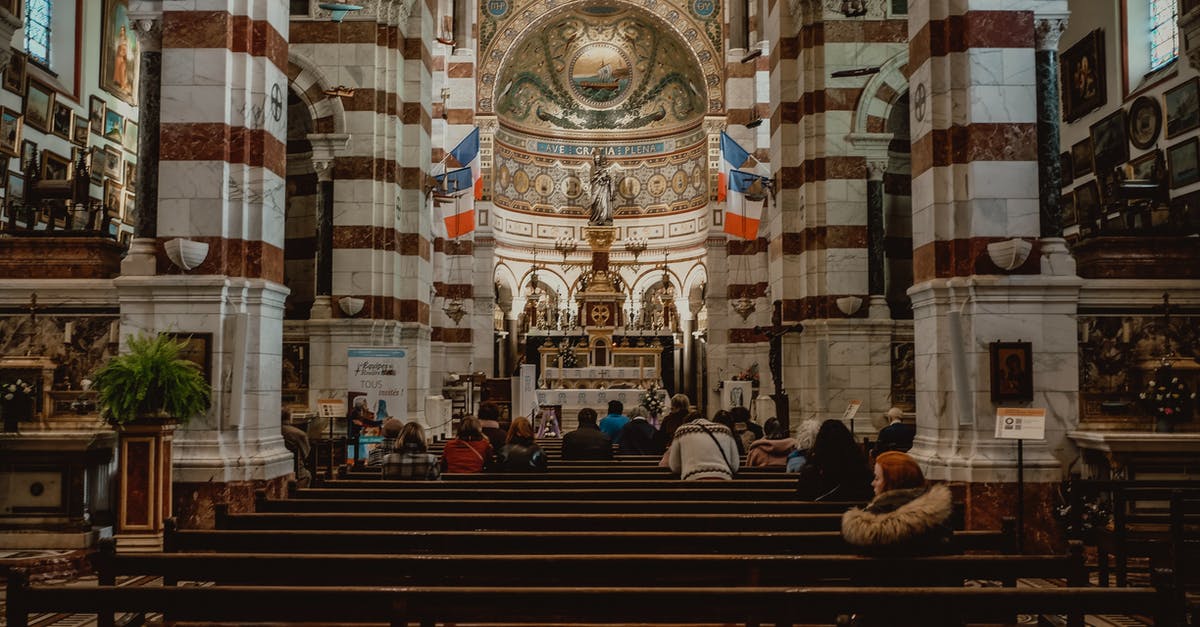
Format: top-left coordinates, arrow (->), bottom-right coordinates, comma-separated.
1,0 -> 1199,623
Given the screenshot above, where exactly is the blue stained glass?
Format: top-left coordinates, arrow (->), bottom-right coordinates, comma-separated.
1150,0 -> 1178,72
25,0 -> 51,66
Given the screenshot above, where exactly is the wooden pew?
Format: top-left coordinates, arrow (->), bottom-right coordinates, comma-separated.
291,486 -> 802,501
255,493 -> 862,514
339,466 -> 786,478
1068,479 -> 1200,587
1170,491 -> 1200,624
92,540 -> 1085,588
215,507 -> 845,532
7,575 -> 1178,627
315,478 -> 799,489
164,520 -> 1016,555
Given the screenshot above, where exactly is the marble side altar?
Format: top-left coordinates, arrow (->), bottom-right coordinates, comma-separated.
535,387 -> 668,429
1068,430 -> 1200,479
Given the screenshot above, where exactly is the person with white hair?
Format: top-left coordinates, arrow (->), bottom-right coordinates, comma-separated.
874,407 -> 915,455
785,419 -> 822,473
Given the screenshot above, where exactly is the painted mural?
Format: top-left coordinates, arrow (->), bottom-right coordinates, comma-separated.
492,9 -> 709,134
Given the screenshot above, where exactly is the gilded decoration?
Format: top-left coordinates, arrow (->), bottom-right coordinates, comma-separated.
483,3 -> 719,128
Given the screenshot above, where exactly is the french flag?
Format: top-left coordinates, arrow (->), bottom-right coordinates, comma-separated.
449,127 -> 483,200
718,131 -> 751,202
725,169 -> 768,240
434,166 -> 475,238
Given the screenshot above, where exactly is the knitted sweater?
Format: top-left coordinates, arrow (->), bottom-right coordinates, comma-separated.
666,419 -> 740,480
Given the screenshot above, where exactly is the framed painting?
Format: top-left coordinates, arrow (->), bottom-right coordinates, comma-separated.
103,109 -> 124,144
1074,179 -> 1101,231
50,101 -> 72,139
71,112 -> 89,146
6,171 -> 24,203
1129,150 -> 1160,181
40,150 -> 70,181
2,51 -> 25,95
990,341 -> 1033,404
1167,138 -> 1200,188
24,77 -> 55,133
102,145 -> 122,180
103,179 -> 124,216
124,160 -> 136,188
1071,138 -> 1094,177
88,96 -> 106,137
1128,95 -> 1162,150
1090,109 -> 1129,173
123,119 -> 138,152
101,0 -> 139,106
1061,191 -> 1077,227
1164,77 -> 1200,139
0,107 -> 21,157
1060,151 -> 1073,184
124,190 -> 136,224
165,332 -> 213,384
1060,29 -> 1106,122
1170,189 -> 1200,231
722,380 -> 752,411
89,148 -> 104,185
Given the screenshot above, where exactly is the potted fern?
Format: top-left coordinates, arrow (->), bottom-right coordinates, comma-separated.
91,332 -> 211,547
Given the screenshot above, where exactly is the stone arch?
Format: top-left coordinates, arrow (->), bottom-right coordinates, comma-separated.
850,49 -> 909,138
287,52 -> 348,135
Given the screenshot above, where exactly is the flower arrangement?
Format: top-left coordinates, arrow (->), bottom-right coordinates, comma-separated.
1138,366 -> 1196,427
557,342 -> 578,368
1,377 -> 36,405
641,382 -> 665,417
732,362 -> 760,386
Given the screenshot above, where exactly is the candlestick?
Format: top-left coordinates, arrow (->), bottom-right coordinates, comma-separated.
63,321 -> 74,344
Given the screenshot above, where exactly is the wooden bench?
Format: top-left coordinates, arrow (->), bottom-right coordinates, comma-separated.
291,486 -> 803,501
256,493 -> 862,514
215,507 -> 846,532
1170,491 -> 1200,624
7,576 -> 1178,627
339,466 -> 785,478
315,478 -> 799,490
1067,479 -> 1200,587
165,520 -> 1015,555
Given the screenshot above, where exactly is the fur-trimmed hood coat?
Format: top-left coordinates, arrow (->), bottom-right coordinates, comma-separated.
841,484 -> 954,554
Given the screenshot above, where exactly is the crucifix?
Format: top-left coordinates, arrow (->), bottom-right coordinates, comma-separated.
21,292 -> 41,356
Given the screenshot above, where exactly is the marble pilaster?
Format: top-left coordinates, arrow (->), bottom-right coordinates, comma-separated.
866,160 -> 886,298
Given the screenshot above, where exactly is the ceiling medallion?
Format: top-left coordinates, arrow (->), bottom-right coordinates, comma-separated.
567,42 -> 635,109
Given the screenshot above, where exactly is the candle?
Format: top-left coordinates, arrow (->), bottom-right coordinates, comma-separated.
1121,319 -> 1133,344
63,321 -> 74,344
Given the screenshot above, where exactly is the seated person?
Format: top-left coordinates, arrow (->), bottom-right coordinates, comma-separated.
382,421 -> 440,480
841,451 -> 952,555
598,400 -> 630,441
562,408 -> 613,460
730,406 -> 763,453
617,406 -> 662,455
795,419 -> 873,501
874,407 -> 916,455
746,417 -> 799,467
478,402 -> 508,451
367,417 -> 404,466
439,415 -> 494,473
495,416 -> 549,472
667,411 -> 740,481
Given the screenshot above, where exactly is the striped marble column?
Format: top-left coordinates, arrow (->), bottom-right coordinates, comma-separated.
906,0 -> 1079,548
116,0 -> 296,528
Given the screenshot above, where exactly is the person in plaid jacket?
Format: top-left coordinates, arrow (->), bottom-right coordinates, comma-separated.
374,419 -> 440,480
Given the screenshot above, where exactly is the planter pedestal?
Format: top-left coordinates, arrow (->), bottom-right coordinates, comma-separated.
115,421 -> 176,552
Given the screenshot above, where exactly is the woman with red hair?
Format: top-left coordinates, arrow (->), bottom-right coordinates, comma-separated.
841,451 -> 953,555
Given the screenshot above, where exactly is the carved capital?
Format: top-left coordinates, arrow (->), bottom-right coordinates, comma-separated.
0,8 -> 22,68
866,159 -> 887,181
1184,5 -> 1200,72
306,132 -> 352,181
1034,15 -> 1069,52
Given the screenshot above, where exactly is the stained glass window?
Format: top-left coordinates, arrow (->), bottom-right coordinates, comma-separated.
1150,0 -> 1179,71
25,0 -> 51,66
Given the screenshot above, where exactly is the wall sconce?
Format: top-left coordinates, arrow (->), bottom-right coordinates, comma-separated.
339,296 -> 365,317
836,296 -> 863,317
163,238 -> 210,271
986,238 -> 1033,271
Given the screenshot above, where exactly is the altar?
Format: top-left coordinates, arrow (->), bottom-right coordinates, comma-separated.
536,387 -> 668,429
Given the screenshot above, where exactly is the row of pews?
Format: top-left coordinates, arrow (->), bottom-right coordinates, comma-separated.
5,440 -> 1190,626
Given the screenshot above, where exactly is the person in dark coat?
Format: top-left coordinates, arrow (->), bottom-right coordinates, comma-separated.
617,406 -> 662,455
562,407 -> 613,460
478,402 -> 509,452
655,393 -> 691,450
795,419 -> 873,501
874,407 -> 916,455
712,410 -> 744,456
495,416 -> 548,472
